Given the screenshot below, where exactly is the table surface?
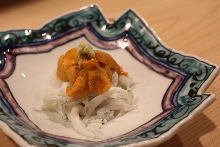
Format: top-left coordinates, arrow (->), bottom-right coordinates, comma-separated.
0,0 -> 219,146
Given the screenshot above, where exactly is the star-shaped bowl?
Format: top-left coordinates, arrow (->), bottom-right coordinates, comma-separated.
0,5 -> 219,147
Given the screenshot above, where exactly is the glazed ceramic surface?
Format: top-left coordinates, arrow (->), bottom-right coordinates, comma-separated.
0,5 -> 219,147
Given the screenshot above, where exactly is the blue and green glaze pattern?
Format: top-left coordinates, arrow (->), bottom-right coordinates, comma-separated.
0,5 -> 217,147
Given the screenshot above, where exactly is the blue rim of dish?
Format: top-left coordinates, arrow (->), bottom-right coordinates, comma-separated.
0,5 -> 218,147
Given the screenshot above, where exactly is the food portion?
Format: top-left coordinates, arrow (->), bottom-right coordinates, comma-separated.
42,43 -> 136,139
57,43 -> 127,98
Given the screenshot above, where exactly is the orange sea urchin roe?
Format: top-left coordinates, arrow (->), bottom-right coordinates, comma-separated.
57,48 -> 127,98
57,48 -> 79,82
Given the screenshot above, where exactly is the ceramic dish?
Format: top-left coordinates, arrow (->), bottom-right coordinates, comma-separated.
0,5 -> 219,147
